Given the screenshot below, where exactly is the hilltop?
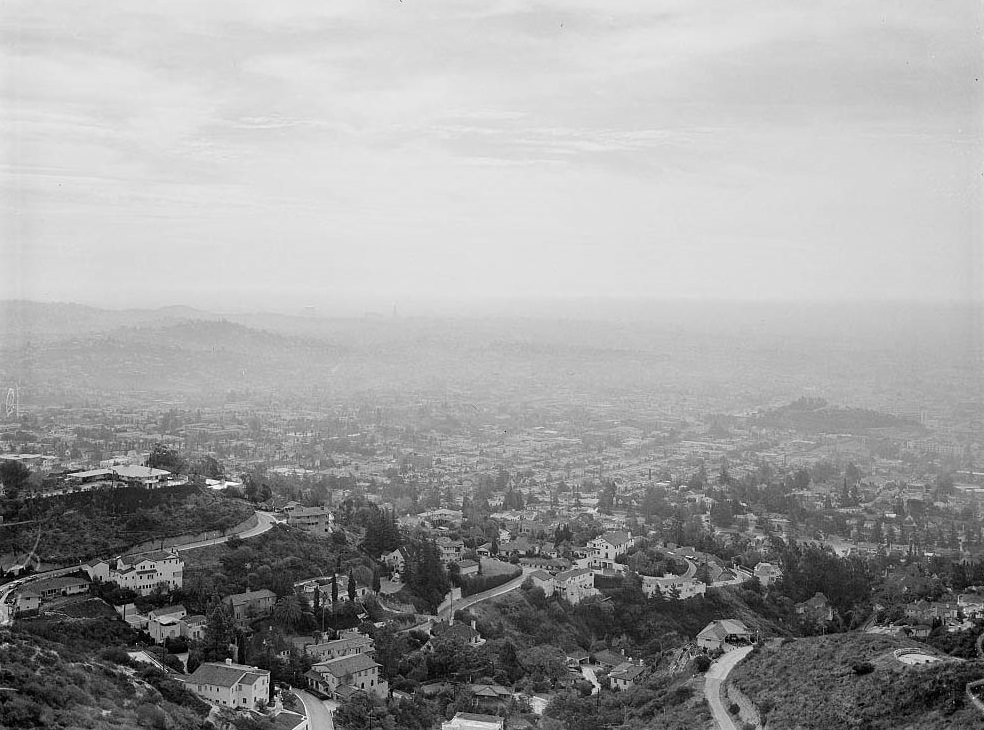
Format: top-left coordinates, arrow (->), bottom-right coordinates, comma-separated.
731,632 -> 984,730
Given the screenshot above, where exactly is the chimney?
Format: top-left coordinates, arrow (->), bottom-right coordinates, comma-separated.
471,620 -> 477,630
225,658 -> 233,665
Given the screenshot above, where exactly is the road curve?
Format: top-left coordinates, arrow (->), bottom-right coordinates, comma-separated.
437,570 -> 529,620
293,689 -> 335,730
0,510 -> 279,625
173,510 -> 279,552
704,645 -> 754,730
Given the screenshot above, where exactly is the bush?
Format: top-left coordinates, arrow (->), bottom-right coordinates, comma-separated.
852,661 -> 874,675
100,647 -> 134,666
460,569 -> 521,597
728,702 -> 740,715
694,655 -> 712,672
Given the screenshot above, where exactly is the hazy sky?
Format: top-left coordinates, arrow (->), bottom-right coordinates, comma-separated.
2,0 -> 981,311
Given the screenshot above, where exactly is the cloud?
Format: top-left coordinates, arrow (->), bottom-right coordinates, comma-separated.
1,0 -> 980,306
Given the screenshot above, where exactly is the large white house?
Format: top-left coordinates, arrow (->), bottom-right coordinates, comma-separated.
588,531 -> 633,569
188,660 -> 270,709
83,550 -> 183,596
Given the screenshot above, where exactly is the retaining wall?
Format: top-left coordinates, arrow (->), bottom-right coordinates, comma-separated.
127,512 -> 259,553
726,680 -> 764,729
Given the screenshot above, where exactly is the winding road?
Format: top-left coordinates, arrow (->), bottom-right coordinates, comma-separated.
704,646 -> 754,730
0,510 -> 280,626
172,510 -> 280,552
436,569 -> 530,620
293,689 -> 336,730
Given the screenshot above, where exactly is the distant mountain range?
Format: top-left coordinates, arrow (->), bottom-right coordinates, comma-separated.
0,300 -> 980,412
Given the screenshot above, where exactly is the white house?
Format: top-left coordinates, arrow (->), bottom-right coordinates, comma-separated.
588,531 -> 633,569
753,562 -> 782,586
188,660 -> 270,709
84,550 -> 183,596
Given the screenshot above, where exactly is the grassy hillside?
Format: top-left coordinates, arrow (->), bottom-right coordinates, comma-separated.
0,626 -> 209,729
732,633 -> 984,729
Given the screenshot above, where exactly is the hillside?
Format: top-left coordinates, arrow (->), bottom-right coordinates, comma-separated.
0,625 -> 209,729
0,486 -> 253,566
731,633 -> 984,729
469,581 -> 787,658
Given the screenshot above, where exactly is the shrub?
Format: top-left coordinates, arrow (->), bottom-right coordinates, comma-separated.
729,702 -> 740,715
694,655 -> 712,672
101,647 -> 134,666
852,661 -> 874,675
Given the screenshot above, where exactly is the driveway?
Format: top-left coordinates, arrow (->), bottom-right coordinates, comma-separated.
580,664 -> 601,694
173,510 -> 278,552
704,646 -> 754,730
293,688 -> 336,730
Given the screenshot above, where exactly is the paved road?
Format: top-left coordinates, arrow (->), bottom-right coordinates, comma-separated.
704,646 -> 754,730
437,570 -> 529,620
0,510 -> 279,625
0,565 -> 84,626
581,664 -> 601,695
293,688 -> 335,730
173,511 -> 279,552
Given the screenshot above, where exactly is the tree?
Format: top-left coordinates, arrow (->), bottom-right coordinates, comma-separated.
147,443 -> 186,474
273,595 -> 302,631
203,601 -> 236,661
347,572 -> 356,602
331,576 -> 338,607
0,460 -> 31,502
372,567 -> 381,593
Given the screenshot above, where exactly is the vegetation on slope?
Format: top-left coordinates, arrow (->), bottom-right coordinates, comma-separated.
0,626 -> 209,729
1,485 -> 253,565
731,633 -> 984,730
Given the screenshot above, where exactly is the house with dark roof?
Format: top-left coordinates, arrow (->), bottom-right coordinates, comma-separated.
306,634 -> 375,662
609,660 -> 646,691
554,568 -> 598,605
796,592 -> 835,624
527,570 -> 556,597
223,589 -> 277,621
431,619 -> 485,647
32,575 -> 90,600
188,660 -> 270,709
306,652 -> 386,699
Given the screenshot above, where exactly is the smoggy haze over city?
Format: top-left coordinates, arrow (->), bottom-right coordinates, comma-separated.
2,0 -> 982,312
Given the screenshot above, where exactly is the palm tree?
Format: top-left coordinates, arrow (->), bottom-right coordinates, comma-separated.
273,595 -> 302,631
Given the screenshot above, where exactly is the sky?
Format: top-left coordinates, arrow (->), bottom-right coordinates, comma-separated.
1,0 -> 982,312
